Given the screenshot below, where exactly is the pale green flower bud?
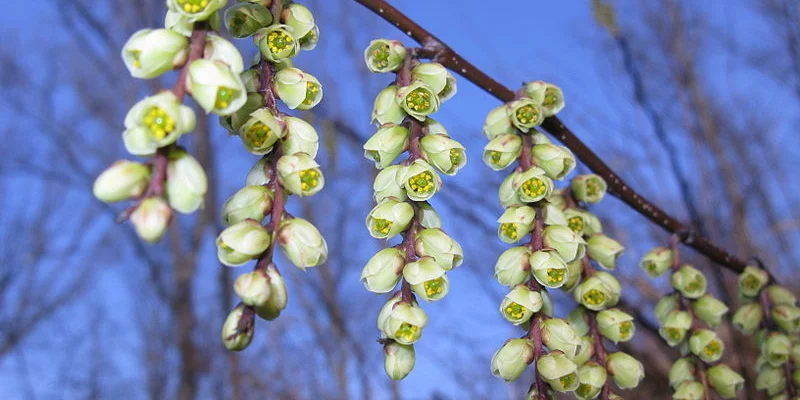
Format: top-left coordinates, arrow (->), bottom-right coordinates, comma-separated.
404,257 -> 449,302
491,338 -> 535,382
168,0 -> 225,21
772,304 -> 800,333
483,134 -> 522,171
238,108 -> 283,155
524,386 -> 553,400
417,202 -> 441,229
234,269 -> 271,307
397,81 -> 440,121
573,336 -> 595,365
420,134 -> 466,176
597,308 -> 635,344
671,264 -> 707,299
203,34 -> 245,74
298,25 -> 319,51
414,228 -> 463,271
411,62 -> 448,93
543,224 -> 586,263
254,264 -> 287,320
561,209 -> 585,235
363,124 -> 409,169
494,246 -> 532,287
689,329 -> 724,363
438,71 -> 457,102
707,364 -> 744,399
732,302 -> 764,334
692,294 -> 728,329
586,234 -> 623,270
483,104 -> 515,139
121,29 -> 189,79
360,248 -> 404,293
524,81 -> 565,117
164,148 -> 208,214
366,198 -> 414,239
373,165 -> 407,202
216,220 -> 271,266
562,259 -> 584,292
669,357 -> 696,389
500,285 -> 542,325
763,333 -> 792,367
131,197 -> 173,243
755,367 -> 786,396
244,156 -> 270,186
93,160 -> 151,203
639,246 -> 674,278
371,86 -> 405,126
220,92 -> 263,134
659,310 -> 692,346
384,342 -> 415,381
364,39 -> 406,73
567,307 -> 590,336
277,153 -> 324,196
221,186 -> 273,227
255,24 -> 299,62
376,293 -> 403,332
187,59 -> 247,115
402,159 -> 441,201
277,218 -> 327,269
509,99 -> 544,132
272,67 -> 322,110
496,205 -> 536,243
123,92 -> 196,156
513,166 -> 554,203
499,172 -> 523,208
574,273 -> 620,311
673,381 -> 705,400
532,143 -> 575,180
531,249 -> 570,289
581,212 -> 603,235
282,116 -> 319,157
737,265 -> 770,298
606,351 -> 644,389
540,289 -> 555,317
571,174 -> 607,204
381,302 -> 427,345
537,350 -> 579,392
543,203 -> 568,226
423,118 -> 449,136
224,3 -> 273,38
766,285 -> 797,306
280,3 -> 315,38
541,318 -> 583,358
655,294 -> 680,324
165,10 -> 194,36
221,303 -> 254,351
576,361 -> 607,400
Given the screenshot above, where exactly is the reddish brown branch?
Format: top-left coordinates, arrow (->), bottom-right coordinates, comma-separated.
173,26 -> 208,101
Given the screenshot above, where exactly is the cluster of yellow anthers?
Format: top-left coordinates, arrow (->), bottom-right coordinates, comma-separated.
360,39 -> 465,381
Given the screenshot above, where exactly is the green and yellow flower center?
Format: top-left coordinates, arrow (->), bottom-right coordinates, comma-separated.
142,107 -> 175,140
407,170 -> 434,194
371,218 -> 393,235
299,28 -> 317,47
685,276 -> 704,293
499,223 -> 519,240
423,277 -> 445,297
576,384 -> 596,397
567,216 -> 584,233
395,322 -> 419,342
405,87 -> 432,112
488,150 -> 502,164
521,177 -> 547,198
664,327 -> 684,341
514,104 -> 541,126
176,0 -> 210,14
229,15 -> 245,30
303,81 -> 321,106
643,260 -> 657,273
370,45 -> 391,69
586,178 -> 602,197
215,86 -> 240,110
244,122 -> 273,148
547,268 -> 565,284
440,79 -> 452,96
267,29 -> 295,54
619,321 -> 634,338
740,274 -> 760,291
504,301 -> 527,320
703,340 -> 721,357
582,288 -> 606,306
449,149 -> 462,166
543,88 -> 559,108
366,150 -> 381,162
559,373 -> 576,389
129,50 -> 142,68
299,169 -> 321,192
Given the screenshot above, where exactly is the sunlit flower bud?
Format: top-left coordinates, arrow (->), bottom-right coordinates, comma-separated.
93,160 -> 151,203
673,381 -> 705,400
164,148 -> 208,213
397,81 -> 440,121
567,307 -> 590,336
272,67 -> 323,110
490,338 -> 535,382
277,153 -> 324,196
364,39 -> 406,73
234,269 -> 271,307
203,34 -> 245,74
482,134 -> 522,171
574,273 -> 620,311
671,264 -> 707,299
422,118 -> 449,136
373,165 -> 407,202
483,104 -> 516,139
573,336 -> 595,366
123,92 -> 196,156
524,81 -> 565,117
220,92 -> 263,134
541,318 -> 583,358
402,159 -> 441,201
586,234 -> 623,270
438,71 -> 457,102
639,246 -> 674,278
545,190 -> 567,209
254,264 -> 287,320
221,186 -> 272,227
298,25 -> 319,51
280,3 -> 315,38
255,24 -> 299,61
415,228 -> 463,271
732,302 -> 764,334
763,333 -> 792,367
363,124 -> 409,169
216,220 -> 270,266
377,293 -> 403,331
707,364 -> 745,399
537,350 -> 579,392
224,3 -> 273,38
543,203 -> 568,227
513,166 -> 554,203
540,289 -> 555,317
277,218 -> 327,269
366,198 -> 414,239
244,156 -> 270,187
597,308 -> 635,344
607,351 -> 644,389
417,202 -> 441,229
755,366 -> 786,396
532,143 -> 575,180
131,197 -> 173,243
738,265 -> 770,298
766,285 -> 797,306
654,294 -> 679,324
691,294 -> 728,329
408,63 -> 447,94
361,248 -> 404,293
121,29 -> 188,79
543,224 -> 586,263
384,342 -> 415,380
381,302 -> 427,345
420,134 -> 466,176
689,329 -> 724,363
496,205 -> 536,243
500,285 -> 542,325
282,116 -> 319,157
509,99 -> 544,132
168,0 -> 225,21
187,59 -> 247,115
581,212 -> 603,235
531,249 -> 570,289
221,303 -> 254,351
576,362 -> 607,399
404,257 -> 449,302
165,10 -> 194,36
499,172 -> 523,208
571,174 -> 607,204
669,358 -> 696,389
371,85 -> 405,125
494,246 -> 532,287
772,304 -> 800,333
659,310 -> 692,346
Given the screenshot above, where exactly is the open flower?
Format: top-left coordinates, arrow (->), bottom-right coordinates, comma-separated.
541,318 -> 583,358
224,2 -> 274,38
543,224 -> 586,263
576,362 -> 608,400
499,285 -> 542,325
282,116 -> 319,157
420,134 -> 466,175
669,358 -> 696,389
123,92 -> 196,156
373,165 -> 407,202
574,272 -> 620,311
707,364 -> 744,399
365,198 -> 414,239
364,39 -> 406,73
167,0 -> 226,22
524,81 -> 565,116
586,233 -> 624,270
238,108 -> 283,155
403,257 -> 449,302
411,62 -> 448,93
277,153 -> 325,196
659,310 -> 692,346
509,99 -> 544,132
203,33 -> 245,74
596,308 -> 635,343
255,24 -> 299,61
381,302 -> 427,345
639,246 -> 674,278
571,174 -> 607,204
732,303 -> 763,334
532,143 -> 575,180
671,264 -> 707,299
121,29 -> 189,79
497,205 -> 536,244
363,124 -> 409,169
402,159 -> 441,201
691,294 -> 729,328
483,104 -> 515,139
187,59 -> 247,115
280,3 -> 316,39
530,249 -> 570,289
737,265 -> 770,298
513,166 -> 553,203
688,329 -> 725,363
537,351 -> 579,392
272,67 -> 323,110
397,81 -> 440,121
483,134 -> 522,171
277,218 -> 327,269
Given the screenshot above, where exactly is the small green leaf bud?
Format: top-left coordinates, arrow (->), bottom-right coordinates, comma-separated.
224,3 -> 273,38
403,257 -> 449,302
499,285 -> 543,325
542,224 -> 586,263
402,159 -> 441,202
364,39 -> 406,73
537,350 -> 579,392
363,123 -> 409,169
732,302 -> 764,334
597,308 -> 635,343
524,81 -> 565,117
483,104 -> 515,139
360,248 -> 404,294
669,357 -> 696,389
221,303 -> 254,351
494,246 -> 532,287
371,85 -> 405,126
187,59 -> 247,115
123,92 -> 196,156
496,205 -> 536,244
586,234 -> 624,270
255,24 -> 299,62
671,264 -> 707,299
131,197 -> 173,243
738,265 -> 770,298
483,134 -> 522,171
420,134 -> 466,176
639,246 -> 674,278
530,249 -> 571,289
381,302 -> 427,345
414,228 -> 463,271
691,294 -> 728,328
606,351 -> 645,389
277,218 -> 327,269
384,342 -> 415,381
532,143 -> 576,180
122,29 -> 189,79
93,160 -> 151,203
659,310 -> 692,347
254,264 -> 287,320
365,198 -> 414,239
490,338 -> 535,382
216,220 -> 270,266
576,361 -> 607,400
509,99 -> 544,132
277,153 -> 324,196
397,81 -> 440,121
571,174 -> 607,204
689,329 -> 724,363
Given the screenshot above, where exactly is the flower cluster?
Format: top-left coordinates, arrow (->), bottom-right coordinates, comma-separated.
360,39 -> 464,380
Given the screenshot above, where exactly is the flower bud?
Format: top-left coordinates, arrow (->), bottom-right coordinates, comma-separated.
280,3 -> 315,39
543,224 -> 586,263
755,366 -> 786,396
567,307 -> 590,336
513,166 -> 554,203
254,264 -> 287,320
363,124 -> 409,169
541,318 -> 583,358
411,62 -> 448,93
438,71 -> 457,102
381,302 -> 427,345
576,361 -> 607,399
572,336 -> 595,366
597,308 -> 635,344
216,220 -> 271,266
417,202 -> 441,229
203,34 -> 245,74
669,357 -> 696,388
763,333 -> 792,367
766,285 -> 797,306
483,134 -> 522,171
423,118 -> 449,136
414,228 -> 463,271
772,304 -> 800,333
497,205 -> 536,243
494,247 -> 532,287
707,364 -> 745,399
500,285 -> 543,325
540,289 -> 555,317
420,134 -> 466,176
164,148 -> 207,214
673,381 -> 705,400
93,160 -> 151,203
364,39 -> 406,73
397,81 -> 440,121
689,329 -> 724,363
371,85 -> 405,125
531,249 -> 570,289
234,269 -> 271,307
282,116 -> 319,157
499,172 -> 523,208
384,342 -> 415,381
404,257 -> 449,302
221,304 -> 254,351
571,174 -> 607,204
168,0 -> 225,21
671,264 -> 707,299
581,212 -> 603,235
373,165 -> 407,202
277,153 -> 324,196
298,25 -> 319,50
224,3 -> 273,38
220,92 -> 264,134
543,203 -> 568,227
639,247 -> 674,278
402,159 -> 441,201
255,24 -> 299,61
659,310 -> 692,346
524,81 -> 565,117
361,248 -> 404,293
532,143 -> 575,180
574,272 -> 620,311
122,29 -> 189,79
123,92 -> 196,156
732,302 -> 764,334
738,265 -> 770,298
483,104 -> 515,139
277,218 -> 327,269
187,59 -> 247,115
691,294 -> 728,329
272,67 -> 322,110
165,10 -> 194,36
606,351 -> 644,389
366,198 -> 414,239
222,186 -> 273,227
131,197 -> 173,243
377,293 -> 403,332
586,234 -> 623,270
509,99 -> 544,132
491,338 -> 535,382
537,350 -> 579,392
